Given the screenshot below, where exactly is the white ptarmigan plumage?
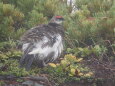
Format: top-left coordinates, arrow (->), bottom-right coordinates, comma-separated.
19,16 -> 64,70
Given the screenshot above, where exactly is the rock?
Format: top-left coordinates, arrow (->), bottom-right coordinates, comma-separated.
22,80 -> 44,86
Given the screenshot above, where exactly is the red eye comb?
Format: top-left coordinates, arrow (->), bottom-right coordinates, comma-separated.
55,16 -> 63,18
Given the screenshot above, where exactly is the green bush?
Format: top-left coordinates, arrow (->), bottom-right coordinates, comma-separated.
75,0 -> 114,15
0,3 -> 24,41
27,10 -> 47,28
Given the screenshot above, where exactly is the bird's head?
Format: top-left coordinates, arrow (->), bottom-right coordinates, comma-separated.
49,16 -> 64,25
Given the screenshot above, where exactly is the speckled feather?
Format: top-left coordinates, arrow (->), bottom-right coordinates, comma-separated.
21,23 -> 64,43
20,23 -> 64,70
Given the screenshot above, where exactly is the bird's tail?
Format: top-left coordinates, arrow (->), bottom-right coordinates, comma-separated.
19,54 -> 34,70
19,43 -> 35,70
19,54 -> 46,70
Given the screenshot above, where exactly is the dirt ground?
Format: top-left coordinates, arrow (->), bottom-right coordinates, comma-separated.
1,57 -> 115,86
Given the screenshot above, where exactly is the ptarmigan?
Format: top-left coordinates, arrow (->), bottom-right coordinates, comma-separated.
19,16 -> 64,70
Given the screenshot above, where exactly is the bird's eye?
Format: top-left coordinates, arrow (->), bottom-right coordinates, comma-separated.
56,18 -> 64,21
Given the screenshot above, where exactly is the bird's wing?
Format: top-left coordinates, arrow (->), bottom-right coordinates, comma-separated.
21,25 -> 57,54
22,34 -> 63,59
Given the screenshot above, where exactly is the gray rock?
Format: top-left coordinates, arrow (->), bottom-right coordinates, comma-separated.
22,80 -> 44,86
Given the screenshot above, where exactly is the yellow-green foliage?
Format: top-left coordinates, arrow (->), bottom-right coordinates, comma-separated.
39,54 -> 93,85
0,50 -> 22,60
0,40 -> 22,60
48,54 -> 93,77
67,45 -> 108,58
0,59 -> 29,76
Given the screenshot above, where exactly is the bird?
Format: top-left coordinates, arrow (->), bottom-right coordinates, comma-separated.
19,16 -> 65,70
